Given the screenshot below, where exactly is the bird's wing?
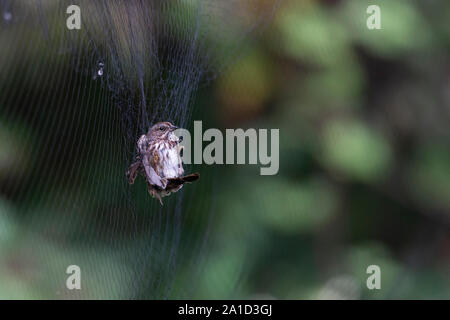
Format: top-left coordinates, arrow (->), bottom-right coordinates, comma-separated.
126,161 -> 141,184
137,134 -> 149,153
142,149 -> 167,189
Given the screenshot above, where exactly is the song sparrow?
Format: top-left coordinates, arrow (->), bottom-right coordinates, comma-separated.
126,121 -> 200,205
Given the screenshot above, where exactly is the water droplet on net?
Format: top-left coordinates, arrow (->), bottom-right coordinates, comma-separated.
94,62 -> 104,79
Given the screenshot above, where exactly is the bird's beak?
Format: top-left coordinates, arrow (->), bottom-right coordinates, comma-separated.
170,125 -> 179,131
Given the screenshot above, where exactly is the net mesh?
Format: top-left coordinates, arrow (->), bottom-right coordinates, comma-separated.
0,0 -> 279,299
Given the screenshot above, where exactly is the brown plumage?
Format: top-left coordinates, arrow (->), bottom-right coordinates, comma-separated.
126,121 -> 200,205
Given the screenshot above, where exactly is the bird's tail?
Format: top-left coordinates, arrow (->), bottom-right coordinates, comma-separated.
126,161 -> 141,184
166,173 -> 200,188
181,173 -> 200,182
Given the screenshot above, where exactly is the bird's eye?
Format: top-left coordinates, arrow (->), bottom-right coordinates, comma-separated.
160,126 -> 165,131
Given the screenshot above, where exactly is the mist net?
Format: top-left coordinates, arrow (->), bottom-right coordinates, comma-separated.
0,0 -> 279,298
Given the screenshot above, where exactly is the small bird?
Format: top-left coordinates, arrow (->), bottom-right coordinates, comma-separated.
126,121 -> 200,205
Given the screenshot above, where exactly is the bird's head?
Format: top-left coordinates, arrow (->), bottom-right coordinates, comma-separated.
148,121 -> 179,140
